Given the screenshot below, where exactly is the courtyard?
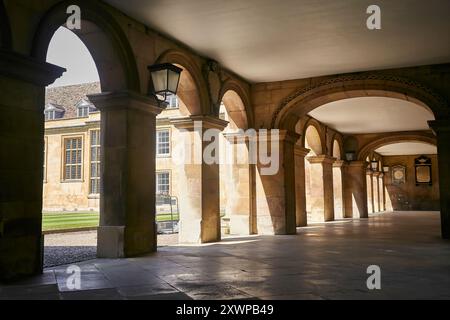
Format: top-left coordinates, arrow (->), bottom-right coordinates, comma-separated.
2,211 -> 449,300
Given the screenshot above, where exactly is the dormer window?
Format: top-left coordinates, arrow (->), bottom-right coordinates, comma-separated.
165,94 -> 179,109
77,99 -> 93,118
44,103 -> 65,121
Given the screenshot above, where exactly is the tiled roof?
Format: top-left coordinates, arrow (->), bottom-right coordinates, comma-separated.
45,82 -> 101,119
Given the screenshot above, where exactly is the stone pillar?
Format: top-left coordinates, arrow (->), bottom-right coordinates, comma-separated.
366,170 -> 375,213
294,146 -> 310,227
429,120 -> 450,239
171,115 -> 228,243
223,132 -> 252,235
255,130 -> 298,235
89,92 -> 163,258
333,160 -> 345,220
373,172 -> 381,212
0,51 -> 64,280
344,161 -> 369,218
378,173 -> 385,212
306,155 -> 335,222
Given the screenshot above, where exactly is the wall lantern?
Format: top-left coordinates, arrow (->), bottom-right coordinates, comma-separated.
383,166 -> 390,173
345,152 -> 356,161
148,63 -> 183,102
371,160 -> 379,171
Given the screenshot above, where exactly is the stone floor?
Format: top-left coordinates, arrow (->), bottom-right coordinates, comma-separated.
43,232 -> 178,268
1,211 -> 450,300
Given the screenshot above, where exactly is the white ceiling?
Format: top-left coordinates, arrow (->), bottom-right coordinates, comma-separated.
105,0 -> 450,83
308,97 -> 435,134
376,142 -> 437,156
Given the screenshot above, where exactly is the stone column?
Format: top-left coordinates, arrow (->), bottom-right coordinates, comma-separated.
0,51 -> 64,280
255,130 -> 298,235
306,155 -> 335,222
333,160 -> 345,220
429,120 -> 450,239
378,173 -> 385,212
223,132 -> 252,235
343,161 -> 369,218
89,91 -> 163,258
295,146 -> 310,227
366,170 -> 375,213
373,172 -> 381,212
171,115 -> 228,243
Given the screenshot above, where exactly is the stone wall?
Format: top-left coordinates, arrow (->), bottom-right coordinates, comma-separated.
383,155 -> 440,211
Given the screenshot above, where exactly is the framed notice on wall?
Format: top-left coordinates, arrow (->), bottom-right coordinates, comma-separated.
415,155 -> 432,186
392,165 -> 406,185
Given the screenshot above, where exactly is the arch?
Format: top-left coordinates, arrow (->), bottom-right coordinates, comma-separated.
272,74 -> 449,131
155,49 -> 209,116
304,125 -> 323,156
219,79 -> 254,129
301,118 -> 325,155
0,1 -> 12,48
31,0 -> 139,92
220,90 -> 249,130
332,138 -> 342,160
358,132 -> 437,161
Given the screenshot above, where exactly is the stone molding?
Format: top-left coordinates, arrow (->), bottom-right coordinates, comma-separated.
294,146 -> 311,157
307,155 -> 336,165
170,115 -> 229,131
88,91 -> 163,115
333,159 -> 345,168
0,49 -> 65,86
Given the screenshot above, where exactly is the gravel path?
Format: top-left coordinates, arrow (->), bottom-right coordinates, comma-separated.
44,231 -> 179,268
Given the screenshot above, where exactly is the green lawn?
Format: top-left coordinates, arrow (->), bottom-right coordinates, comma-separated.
42,212 -> 179,232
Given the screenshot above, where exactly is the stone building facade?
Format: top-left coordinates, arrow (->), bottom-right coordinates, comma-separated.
43,82 -> 235,217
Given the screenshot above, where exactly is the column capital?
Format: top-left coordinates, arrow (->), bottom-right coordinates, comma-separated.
429,120 -> 450,135
347,160 -> 368,168
0,49 -> 65,86
333,159 -> 345,168
307,155 -> 336,164
223,130 -> 253,144
372,171 -> 381,177
88,91 -> 163,115
170,115 -> 228,131
257,130 -> 300,144
294,146 -> 311,157
366,169 -> 373,176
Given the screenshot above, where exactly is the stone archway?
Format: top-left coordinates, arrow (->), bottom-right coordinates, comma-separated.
357,132 -> 437,161
332,138 -> 345,219
218,90 -> 255,235
31,0 -> 140,92
155,50 -> 228,244
272,73 -> 448,131
303,123 -> 334,222
219,79 -> 254,129
155,49 -> 210,116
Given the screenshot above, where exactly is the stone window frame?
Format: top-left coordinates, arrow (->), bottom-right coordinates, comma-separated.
156,128 -> 171,157
156,170 -> 171,196
61,134 -> 84,182
89,129 -> 101,195
165,94 -> 179,109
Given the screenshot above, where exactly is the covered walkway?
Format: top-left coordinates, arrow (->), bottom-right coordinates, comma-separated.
1,211 -> 449,300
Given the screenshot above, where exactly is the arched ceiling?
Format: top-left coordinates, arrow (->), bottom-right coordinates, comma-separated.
308,97 -> 435,134
376,142 -> 437,156
105,0 -> 450,82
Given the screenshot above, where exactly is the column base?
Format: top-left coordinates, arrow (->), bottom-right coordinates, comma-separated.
97,225 -> 156,258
